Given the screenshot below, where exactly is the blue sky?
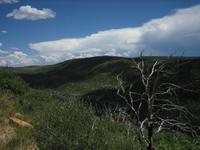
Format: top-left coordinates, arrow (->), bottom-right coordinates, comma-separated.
0,0 -> 200,66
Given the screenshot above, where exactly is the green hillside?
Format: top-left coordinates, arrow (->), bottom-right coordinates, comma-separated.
0,56 -> 200,149
16,56 -> 200,115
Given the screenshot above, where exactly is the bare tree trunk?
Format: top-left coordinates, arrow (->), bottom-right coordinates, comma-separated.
147,123 -> 153,150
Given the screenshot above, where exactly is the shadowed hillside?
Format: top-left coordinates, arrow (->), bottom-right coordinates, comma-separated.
16,56 -> 131,88
12,56 -> 200,90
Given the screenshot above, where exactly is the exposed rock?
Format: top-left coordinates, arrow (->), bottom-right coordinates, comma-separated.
9,117 -> 33,128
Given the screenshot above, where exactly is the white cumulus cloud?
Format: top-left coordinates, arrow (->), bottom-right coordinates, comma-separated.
0,43 -> 2,47
29,4 -> 200,64
6,5 -> 56,20
0,51 -> 42,66
0,0 -> 18,4
29,28 -> 142,63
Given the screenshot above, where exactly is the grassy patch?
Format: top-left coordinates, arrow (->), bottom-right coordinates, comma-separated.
34,97 -> 139,150
59,73 -> 118,96
155,133 -> 200,150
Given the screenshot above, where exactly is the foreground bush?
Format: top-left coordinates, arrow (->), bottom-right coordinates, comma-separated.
34,97 -> 138,150
0,70 -> 29,94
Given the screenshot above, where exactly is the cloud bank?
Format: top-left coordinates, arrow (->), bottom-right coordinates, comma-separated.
1,4 -> 200,66
0,51 -> 42,67
29,4 -> 200,64
0,0 -> 18,4
7,5 -> 56,20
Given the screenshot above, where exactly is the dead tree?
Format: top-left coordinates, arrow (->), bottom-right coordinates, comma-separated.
117,57 -> 196,150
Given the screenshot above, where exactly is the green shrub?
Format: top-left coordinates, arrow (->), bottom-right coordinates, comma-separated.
0,70 -> 29,94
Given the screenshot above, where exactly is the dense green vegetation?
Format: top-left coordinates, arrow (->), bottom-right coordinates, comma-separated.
0,69 -> 29,94
0,56 -> 200,149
